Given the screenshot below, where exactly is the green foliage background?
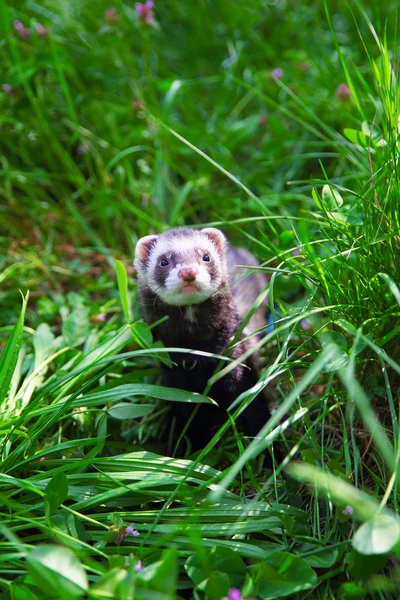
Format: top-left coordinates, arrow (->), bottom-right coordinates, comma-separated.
1,0 -> 400,598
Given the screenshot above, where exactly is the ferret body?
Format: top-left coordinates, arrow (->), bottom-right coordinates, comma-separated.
134,227 -> 271,455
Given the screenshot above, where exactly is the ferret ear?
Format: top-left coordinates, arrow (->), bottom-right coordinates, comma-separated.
135,235 -> 158,263
201,228 -> 226,255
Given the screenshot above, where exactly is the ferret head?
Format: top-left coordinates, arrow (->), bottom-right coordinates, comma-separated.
134,228 -> 228,306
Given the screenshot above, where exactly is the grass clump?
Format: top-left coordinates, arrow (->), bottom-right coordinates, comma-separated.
1,0 -> 400,598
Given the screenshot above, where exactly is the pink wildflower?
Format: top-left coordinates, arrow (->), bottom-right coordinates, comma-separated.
299,61 -> 310,71
14,20 -> 31,39
136,1 -> 154,24
105,7 -> 119,22
222,590 -> 243,600
270,68 -> 284,80
92,313 -> 107,323
2,84 -> 12,93
336,83 -> 351,100
35,23 -> 48,36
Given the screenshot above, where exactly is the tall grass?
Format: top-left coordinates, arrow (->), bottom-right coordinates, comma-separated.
1,0 -> 400,598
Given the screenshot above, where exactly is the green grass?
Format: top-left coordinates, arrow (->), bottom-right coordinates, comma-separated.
1,0 -> 400,598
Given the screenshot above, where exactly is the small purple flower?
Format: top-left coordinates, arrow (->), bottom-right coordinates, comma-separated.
343,505 -> 354,515
229,590 -> 243,600
336,83 -> 351,100
135,560 -> 144,572
301,319 -> 310,331
2,84 -> 12,93
270,68 -> 284,80
92,312 -> 107,323
126,523 -> 140,536
35,23 -> 48,36
14,20 -> 31,39
136,1 -> 154,24
221,590 -> 243,600
291,247 -> 301,257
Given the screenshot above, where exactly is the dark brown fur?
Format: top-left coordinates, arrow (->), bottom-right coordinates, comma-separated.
136,228 -> 271,458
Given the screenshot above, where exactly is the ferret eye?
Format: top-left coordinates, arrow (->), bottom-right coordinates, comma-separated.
160,258 -> 169,267
202,254 -> 210,262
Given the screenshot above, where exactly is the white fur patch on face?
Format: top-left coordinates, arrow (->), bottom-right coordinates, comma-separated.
144,231 -> 226,306
160,264 -> 213,305
146,233 -> 220,276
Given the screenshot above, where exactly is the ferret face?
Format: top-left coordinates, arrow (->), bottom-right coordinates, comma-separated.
134,228 -> 228,306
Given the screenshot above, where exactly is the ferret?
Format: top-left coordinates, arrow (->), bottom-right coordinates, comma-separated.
134,227 -> 271,458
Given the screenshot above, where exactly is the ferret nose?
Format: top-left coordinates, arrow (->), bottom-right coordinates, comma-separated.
178,266 -> 199,282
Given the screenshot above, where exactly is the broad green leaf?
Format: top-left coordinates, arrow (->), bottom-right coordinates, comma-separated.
139,547 -> 177,594
251,552 -> 317,598
27,545 -> 88,598
89,567 -> 131,598
278,513 -> 295,533
319,327 -> 348,372
185,552 -> 208,588
51,513 -> 88,549
320,331 -> 348,350
203,571 -> 231,598
336,320 -> 368,355
327,210 -> 347,223
209,546 -> 247,580
343,128 -> 371,148
9,582 -> 41,600
45,472 -> 69,516
352,514 -> 400,555
62,297 -> 90,347
320,343 -> 348,372
322,184 -> 344,210
116,260 -> 131,323
107,402 -> 154,419
185,546 -> 246,590
34,323 -> 56,364
300,545 -> 339,568
17,323 -> 57,409
348,549 -> 389,580
0,292 -> 28,406
361,120 -> 381,139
